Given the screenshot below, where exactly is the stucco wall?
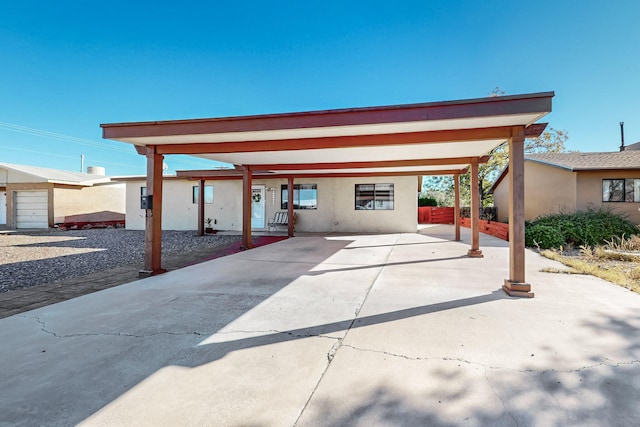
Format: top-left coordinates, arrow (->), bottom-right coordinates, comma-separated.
492,177 -> 509,222
125,176 -> 418,232
494,161 -> 577,222
53,183 -> 126,223
577,170 -> 640,225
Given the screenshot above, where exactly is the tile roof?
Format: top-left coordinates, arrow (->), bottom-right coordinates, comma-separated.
0,162 -> 112,186
525,151 -> 640,171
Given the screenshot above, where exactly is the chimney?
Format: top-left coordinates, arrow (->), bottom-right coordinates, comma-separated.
620,122 -> 625,151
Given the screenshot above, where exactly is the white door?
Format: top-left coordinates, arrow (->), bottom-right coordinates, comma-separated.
16,191 -> 48,228
0,191 -> 6,224
251,185 -> 266,229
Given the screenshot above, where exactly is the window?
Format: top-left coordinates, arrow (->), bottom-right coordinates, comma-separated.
192,185 -> 214,204
281,184 -> 317,210
355,183 -> 394,210
603,179 -> 640,202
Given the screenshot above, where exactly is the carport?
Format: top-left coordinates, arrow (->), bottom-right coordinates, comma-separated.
101,92 -> 553,297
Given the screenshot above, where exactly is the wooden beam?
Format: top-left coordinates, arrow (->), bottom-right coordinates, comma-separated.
251,156 -> 490,171
287,177 -> 294,238
467,159 -> 483,257
242,166 -> 252,250
101,92 -> 554,139
525,122 -> 548,138
198,179 -> 205,236
454,173 -> 461,241
176,169 -> 469,180
153,127 -> 515,155
141,146 -> 166,276
503,126 -> 533,297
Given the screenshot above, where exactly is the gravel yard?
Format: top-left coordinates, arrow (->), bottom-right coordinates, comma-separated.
0,229 -> 241,293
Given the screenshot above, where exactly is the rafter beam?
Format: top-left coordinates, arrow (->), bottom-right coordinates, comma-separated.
149,127 -> 514,155
250,156 -> 490,171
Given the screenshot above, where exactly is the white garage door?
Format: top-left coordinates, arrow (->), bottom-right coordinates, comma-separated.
16,191 -> 49,229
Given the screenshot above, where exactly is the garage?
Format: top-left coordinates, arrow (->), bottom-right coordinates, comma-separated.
15,191 -> 49,229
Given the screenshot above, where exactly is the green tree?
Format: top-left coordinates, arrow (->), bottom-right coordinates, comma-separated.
422,127 -> 568,207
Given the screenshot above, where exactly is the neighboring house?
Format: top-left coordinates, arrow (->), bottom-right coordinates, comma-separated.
0,163 -> 125,229
491,150 -> 640,224
116,174 -> 418,233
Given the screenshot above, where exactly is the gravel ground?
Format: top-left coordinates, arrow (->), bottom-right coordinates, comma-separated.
0,229 -> 241,293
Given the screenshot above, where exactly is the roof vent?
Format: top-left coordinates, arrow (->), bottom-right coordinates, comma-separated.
620,122 -> 625,152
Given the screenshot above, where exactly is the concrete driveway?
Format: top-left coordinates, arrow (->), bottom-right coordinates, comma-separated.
1,225 -> 639,426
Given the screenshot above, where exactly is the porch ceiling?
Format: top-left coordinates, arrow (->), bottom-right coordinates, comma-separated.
101,92 -> 553,176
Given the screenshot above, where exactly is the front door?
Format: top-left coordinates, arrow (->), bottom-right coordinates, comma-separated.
251,185 -> 266,229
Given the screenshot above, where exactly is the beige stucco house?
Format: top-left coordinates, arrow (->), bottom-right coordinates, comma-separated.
0,163 -> 125,229
492,151 -> 640,224
117,174 -> 418,233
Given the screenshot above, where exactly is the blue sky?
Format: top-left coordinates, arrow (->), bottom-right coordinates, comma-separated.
1,1 -> 639,176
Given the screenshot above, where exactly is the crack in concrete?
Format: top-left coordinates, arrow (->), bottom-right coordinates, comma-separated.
29,316 -> 203,339
338,343 -> 640,375
212,329 -> 342,341
484,366 -> 519,427
293,234 -> 401,426
29,316 -> 345,343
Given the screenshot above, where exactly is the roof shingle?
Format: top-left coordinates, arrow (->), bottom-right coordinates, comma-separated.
525,151 -> 640,171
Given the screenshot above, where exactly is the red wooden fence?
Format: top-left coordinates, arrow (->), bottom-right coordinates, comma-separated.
459,217 -> 509,241
418,207 -> 455,224
418,207 -> 508,241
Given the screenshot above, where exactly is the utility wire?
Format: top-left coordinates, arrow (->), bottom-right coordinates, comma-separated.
0,121 -> 133,154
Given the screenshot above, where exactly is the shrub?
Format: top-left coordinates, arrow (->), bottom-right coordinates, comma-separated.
418,195 -> 438,207
525,208 -> 639,249
525,224 -> 565,249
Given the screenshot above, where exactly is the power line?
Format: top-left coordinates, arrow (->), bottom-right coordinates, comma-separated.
0,145 -> 143,171
0,121 -> 134,154
0,145 -> 84,161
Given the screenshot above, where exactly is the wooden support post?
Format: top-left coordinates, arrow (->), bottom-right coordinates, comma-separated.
503,127 -> 533,297
467,159 -> 483,257
242,166 -> 252,250
287,176 -> 295,238
198,179 -> 205,236
454,173 -> 461,241
141,146 -> 166,276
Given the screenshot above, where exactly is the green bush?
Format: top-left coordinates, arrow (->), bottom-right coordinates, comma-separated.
418,195 -> 438,207
525,208 -> 639,249
525,224 -> 565,249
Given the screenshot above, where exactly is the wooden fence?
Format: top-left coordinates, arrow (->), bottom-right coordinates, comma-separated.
419,207 -> 509,241
418,207 -> 455,224
459,217 -> 509,241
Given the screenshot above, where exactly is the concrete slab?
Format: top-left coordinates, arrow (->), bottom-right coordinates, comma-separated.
1,225 -> 639,426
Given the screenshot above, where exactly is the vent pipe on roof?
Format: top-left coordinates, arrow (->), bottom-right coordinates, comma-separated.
620,122 -> 625,152
80,154 -> 85,172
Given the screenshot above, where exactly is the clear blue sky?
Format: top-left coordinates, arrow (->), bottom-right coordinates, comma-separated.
1,1 -> 639,176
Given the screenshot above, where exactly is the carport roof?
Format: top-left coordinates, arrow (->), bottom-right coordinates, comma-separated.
101,92 -> 553,176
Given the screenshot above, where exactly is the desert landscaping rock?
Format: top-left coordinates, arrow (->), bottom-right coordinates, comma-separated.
0,229 -> 240,293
